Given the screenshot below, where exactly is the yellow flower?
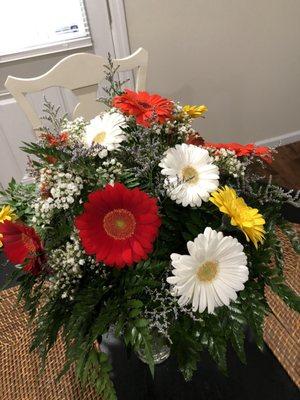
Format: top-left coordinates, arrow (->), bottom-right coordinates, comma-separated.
0,205 -> 17,248
182,105 -> 208,118
209,186 -> 265,248
0,205 -> 16,223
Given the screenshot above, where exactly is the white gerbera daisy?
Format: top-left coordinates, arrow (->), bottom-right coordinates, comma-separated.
84,112 -> 127,151
167,227 -> 248,314
159,143 -> 219,207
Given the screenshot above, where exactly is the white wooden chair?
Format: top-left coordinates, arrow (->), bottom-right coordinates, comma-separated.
4,47 -> 148,134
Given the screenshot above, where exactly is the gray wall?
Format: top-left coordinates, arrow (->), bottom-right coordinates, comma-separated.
124,0 -> 300,143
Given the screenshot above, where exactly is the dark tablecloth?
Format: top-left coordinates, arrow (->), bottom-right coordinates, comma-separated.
102,331 -> 299,400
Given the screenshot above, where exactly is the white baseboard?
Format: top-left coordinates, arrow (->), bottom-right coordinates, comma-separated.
255,130 -> 300,147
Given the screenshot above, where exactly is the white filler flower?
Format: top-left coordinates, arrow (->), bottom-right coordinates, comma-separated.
84,112 -> 126,150
159,143 -> 219,207
167,227 -> 248,314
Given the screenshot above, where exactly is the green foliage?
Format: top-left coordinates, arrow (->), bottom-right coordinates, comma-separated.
23,267 -> 157,400
170,282 -> 266,383
74,348 -> 116,400
170,316 -> 203,381
278,220 -> 300,254
0,267 -> 23,292
24,274 -> 118,399
20,141 -> 70,163
123,315 -> 155,376
170,302 -> 248,382
98,53 -> 128,106
267,277 -> 300,312
120,168 -> 140,188
0,178 -> 36,221
220,303 -> 247,364
40,212 -> 73,250
273,235 -> 285,274
17,273 -> 45,320
41,97 -> 68,134
239,283 -> 267,350
157,200 -> 221,258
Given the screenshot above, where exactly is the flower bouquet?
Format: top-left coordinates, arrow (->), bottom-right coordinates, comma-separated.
0,61 -> 299,400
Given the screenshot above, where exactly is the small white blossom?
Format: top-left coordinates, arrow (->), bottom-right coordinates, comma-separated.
208,148 -> 246,178
47,232 -> 109,300
33,166 -> 83,225
95,159 -> 123,187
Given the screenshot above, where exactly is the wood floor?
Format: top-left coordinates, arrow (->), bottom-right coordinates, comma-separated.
266,141 -> 300,190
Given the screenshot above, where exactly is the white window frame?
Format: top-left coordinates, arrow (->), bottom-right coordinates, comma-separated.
0,0 -> 92,64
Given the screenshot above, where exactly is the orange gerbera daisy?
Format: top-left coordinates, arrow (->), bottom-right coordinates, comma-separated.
113,89 -> 173,127
42,131 -> 69,147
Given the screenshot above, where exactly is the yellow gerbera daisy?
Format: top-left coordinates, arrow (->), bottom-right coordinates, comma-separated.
182,104 -> 208,118
0,205 -> 17,248
209,186 -> 265,248
0,205 -> 16,223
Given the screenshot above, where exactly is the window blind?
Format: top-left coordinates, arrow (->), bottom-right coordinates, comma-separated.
0,0 -> 92,63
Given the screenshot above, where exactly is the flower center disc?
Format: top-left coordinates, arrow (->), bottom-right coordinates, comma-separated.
137,101 -> 152,110
182,166 -> 199,185
103,208 -> 136,240
197,260 -> 218,282
93,131 -> 106,144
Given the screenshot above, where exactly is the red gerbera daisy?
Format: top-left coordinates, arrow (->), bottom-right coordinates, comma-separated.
204,142 -> 273,163
0,221 -> 45,275
113,89 -> 173,127
75,183 -> 161,268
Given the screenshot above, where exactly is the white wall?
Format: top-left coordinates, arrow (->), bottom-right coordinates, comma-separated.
124,0 -> 300,143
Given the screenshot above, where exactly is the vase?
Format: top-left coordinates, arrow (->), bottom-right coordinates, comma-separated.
136,330 -> 171,365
